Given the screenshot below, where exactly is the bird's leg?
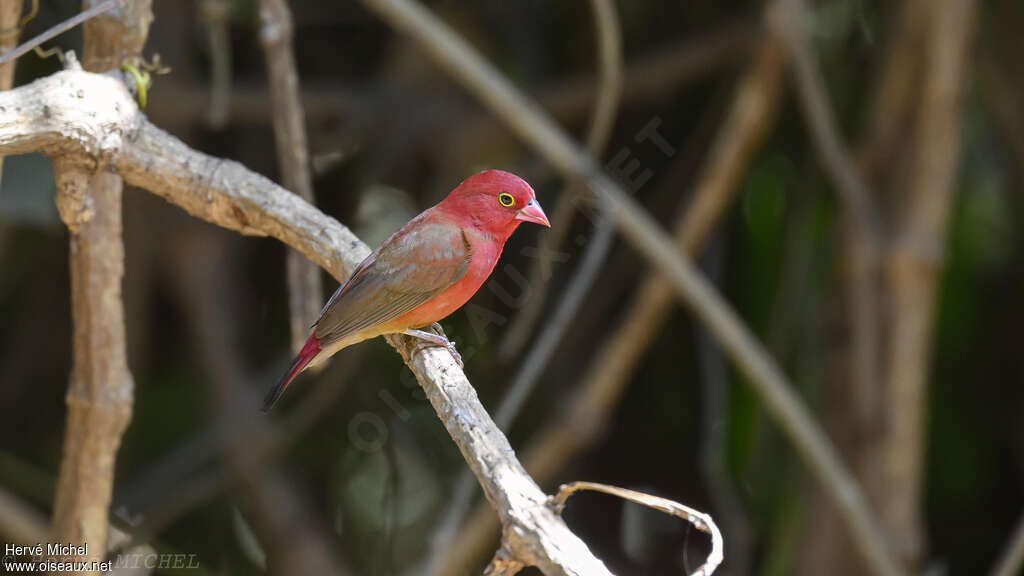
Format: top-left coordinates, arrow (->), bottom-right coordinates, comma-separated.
429,322 -> 447,339
404,327 -> 464,368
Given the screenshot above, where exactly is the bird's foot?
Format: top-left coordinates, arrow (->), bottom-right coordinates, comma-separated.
403,326 -> 464,368
429,322 -> 448,340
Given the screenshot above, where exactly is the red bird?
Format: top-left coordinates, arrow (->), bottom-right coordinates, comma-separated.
262,170 -> 549,411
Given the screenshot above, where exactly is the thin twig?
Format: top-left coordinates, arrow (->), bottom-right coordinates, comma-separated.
550,482 -> 723,576
355,1 -> 901,574
200,0 -> 232,128
770,0 -> 882,240
0,0 -> 121,66
258,0 -> 324,355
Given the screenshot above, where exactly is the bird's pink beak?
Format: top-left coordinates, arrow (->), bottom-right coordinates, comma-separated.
515,198 -> 550,227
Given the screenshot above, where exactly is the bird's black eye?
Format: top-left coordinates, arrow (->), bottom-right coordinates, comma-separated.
498,192 -> 515,207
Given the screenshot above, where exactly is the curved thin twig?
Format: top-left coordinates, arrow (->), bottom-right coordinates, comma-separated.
550,482 -> 723,576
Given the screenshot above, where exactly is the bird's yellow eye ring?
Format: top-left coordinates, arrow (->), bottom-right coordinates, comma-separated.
498,192 -> 515,207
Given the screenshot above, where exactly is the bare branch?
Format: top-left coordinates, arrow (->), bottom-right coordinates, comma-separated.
354,1 -> 901,574
49,155 -> 135,570
258,0 -> 324,355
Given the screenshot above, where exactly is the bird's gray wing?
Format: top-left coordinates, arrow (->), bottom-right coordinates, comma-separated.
313,221 -> 470,345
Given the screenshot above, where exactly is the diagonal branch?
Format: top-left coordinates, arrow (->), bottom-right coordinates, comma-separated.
356,0 -> 902,574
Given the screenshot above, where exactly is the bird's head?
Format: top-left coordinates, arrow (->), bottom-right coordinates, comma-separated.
440,169 -> 550,238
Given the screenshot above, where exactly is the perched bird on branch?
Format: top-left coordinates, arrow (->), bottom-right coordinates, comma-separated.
262,169 -> 550,411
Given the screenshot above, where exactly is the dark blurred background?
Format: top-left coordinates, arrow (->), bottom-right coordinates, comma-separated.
0,0 -> 1021,575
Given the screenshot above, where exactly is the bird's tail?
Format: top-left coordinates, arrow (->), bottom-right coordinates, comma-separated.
262,333 -> 321,412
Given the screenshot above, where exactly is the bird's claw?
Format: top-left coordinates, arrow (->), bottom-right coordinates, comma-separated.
404,326 -> 464,368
